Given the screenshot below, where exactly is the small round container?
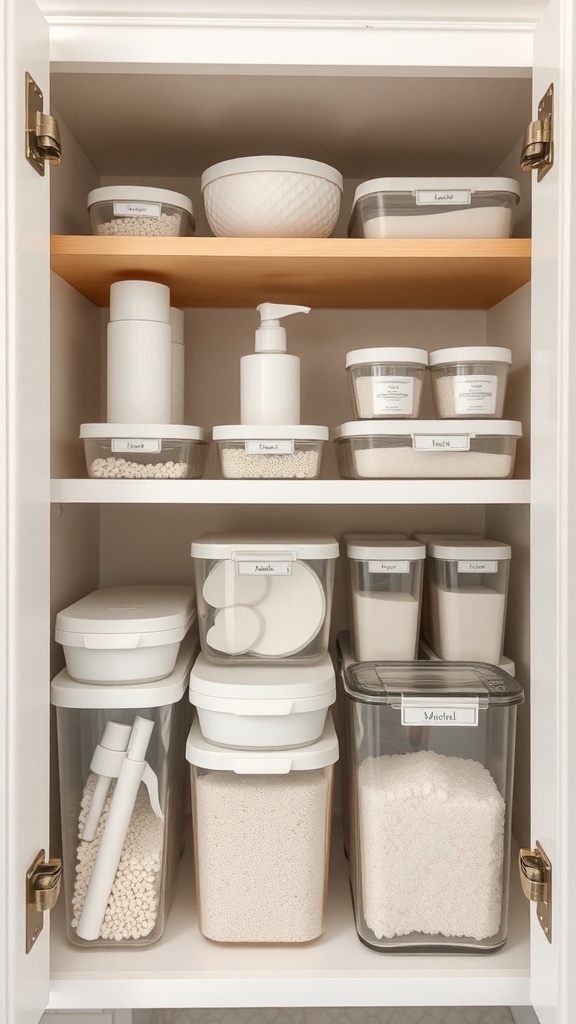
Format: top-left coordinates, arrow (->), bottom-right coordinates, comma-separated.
345,348 -> 429,419
213,425 -> 328,479
201,156 -> 343,238
109,280 -> 171,324
80,424 -> 210,480
429,347 -> 512,419
87,186 -> 195,237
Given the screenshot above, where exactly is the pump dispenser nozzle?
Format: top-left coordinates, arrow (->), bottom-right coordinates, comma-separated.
255,303 -> 310,353
240,301 -> 311,425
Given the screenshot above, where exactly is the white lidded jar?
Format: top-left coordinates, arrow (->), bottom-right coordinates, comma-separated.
107,281 -> 173,424
428,346 -> 512,418
345,347 -> 429,419
169,306 -> 185,424
240,302 -> 309,425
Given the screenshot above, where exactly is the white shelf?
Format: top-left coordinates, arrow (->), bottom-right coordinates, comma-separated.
48,826 -> 530,1010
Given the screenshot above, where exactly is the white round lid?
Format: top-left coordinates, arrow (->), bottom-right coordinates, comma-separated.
333,420 -> 523,439
201,156 -> 343,191
50,633 -> 198,709
345,348 -> 429,368
189,650 -> 336,700
80,423 -> 209,442
191,532 -> 340,560
352,177 -> 521,206
428,346 -> 512,367
428,538 -> 512,560
212,424 -> 329,442
87,185 -> 194,216
346,537 -> 426,560
185,712 -> 339,772
55,585 -> 196,636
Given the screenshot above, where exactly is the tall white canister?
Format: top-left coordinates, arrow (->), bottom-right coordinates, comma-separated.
107,280 -> 173,424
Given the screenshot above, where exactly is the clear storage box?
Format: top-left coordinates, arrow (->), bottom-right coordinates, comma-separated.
87,186 -> 195,236
345,348 -> 428,419
348,177 -> 520,239
333,420 -> 522,479
80,424 -> 210,480
429,346 -> 512,418
186,713 -> 338,943
212,425 -> 328,479
51,633 -> 197,947
412,531 -> 484,645
191,533 -> 339,664
341,658 -> 523,952
419,636 -> 516,677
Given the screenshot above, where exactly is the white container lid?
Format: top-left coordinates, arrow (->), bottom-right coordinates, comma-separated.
333,420 -> 523,439
428,538 -> 512,560
87,185 -> 194,217
55,585 -> 196,645
51,631 -> 198,709
191,532 -> 339,560
345,347 -> 429,368
185,712 -> 339,772
201,156 -> 343,191
189,651 -> 336,701
428,346 -> 512,367
346,537 -> 426,560
413,532 -> 483,544
212,424 -> 328,442
80,423 -> 209,442
109,280 -> 171,323
352,177 -> 521,206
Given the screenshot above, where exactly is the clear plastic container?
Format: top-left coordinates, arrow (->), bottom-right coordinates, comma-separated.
342,658 -> 523,952
412,531 -> 484,645
191,533 -> 339,665
333,420 -> 522,479
419,636 -> 516,677
186,713 -> 338,943
429,347 -> 512,418
348,177 -> 520,239
80,424 -> 209,480
345,348 -> 428,419
345,536 -> 425,660
427,539 -> 512,663
51,633 -> 197,947
87,186 -> 195,236
213,425 -> 328,479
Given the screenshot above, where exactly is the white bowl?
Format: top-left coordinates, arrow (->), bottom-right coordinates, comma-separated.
201,156 -> 343,237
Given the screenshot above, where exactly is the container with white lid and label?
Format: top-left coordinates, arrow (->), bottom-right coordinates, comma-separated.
348,178 -> 520,239
80,424 -> 210,480
213,425 -> 328,479
51,633 -> 197,947
412,531 -> 484,644
345,348 -> 428,419
345,536 -> 426,661
87,186 -> 195,237
427,539 -> 512,664
186,712 -> 338,943
55,584 -> 196,684
333,420 -> 522,479
189,651 -> 336,749
429,346 -> 512,419
341,656 -> 523,952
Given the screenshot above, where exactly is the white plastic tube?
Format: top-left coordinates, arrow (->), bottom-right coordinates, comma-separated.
82,721 -> 132,842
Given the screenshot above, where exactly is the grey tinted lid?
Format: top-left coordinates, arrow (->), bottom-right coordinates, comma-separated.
343,660 -> 523,706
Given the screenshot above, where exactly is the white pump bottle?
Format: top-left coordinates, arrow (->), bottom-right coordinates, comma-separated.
240,302 -> 310,425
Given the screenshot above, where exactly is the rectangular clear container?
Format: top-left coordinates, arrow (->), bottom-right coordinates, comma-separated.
333,420 -> 522,479
212,425 -> 328,479
342,658 -> 523,952
412,532 -> 484,645
429,346 -> 512,418
190,533 -> 339,664
87,186 -> 195,237
50,634 -> 197,947
345,348 -> 428,419
186,714 -> 338,943
427,539 -> 512,663
80,424 -> 209,480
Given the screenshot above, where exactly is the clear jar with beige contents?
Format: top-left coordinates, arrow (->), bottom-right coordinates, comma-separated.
429,346 -> 512,418
346,348 -> 428,419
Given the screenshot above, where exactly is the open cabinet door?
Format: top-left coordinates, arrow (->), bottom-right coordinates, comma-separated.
1,1 -> 52,1023
530,0 -> 576,1022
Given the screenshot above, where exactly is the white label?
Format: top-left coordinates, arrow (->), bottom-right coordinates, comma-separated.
113,201 -> 161,218
415,189 -> 472,206
457,559 -> 498,573
368,559 -> 410,574
371,375 -> 414,415
236,560 -> 292,576
412,433 -> 471,451
245,440 -> 294,455
111,438 -> 161,453
401,696 -> 479,727
453,375 -> 498,415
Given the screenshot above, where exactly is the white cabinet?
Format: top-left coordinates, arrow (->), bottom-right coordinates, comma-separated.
3,1 -> 576,1022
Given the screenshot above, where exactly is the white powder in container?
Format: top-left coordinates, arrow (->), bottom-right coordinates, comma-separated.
432,374 -> 502,418
428,582 -> 506,663
357,749 -> 505,942
354,374 -> 422,419
352,591 -> 420,660
220,447 -> 320,479
350,445 -> 513,479
96,212 -> 183,236
194,769 -> 330,942
362,205 -> 513,239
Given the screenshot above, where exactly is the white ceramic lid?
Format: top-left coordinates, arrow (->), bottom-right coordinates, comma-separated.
191,532 -> 339,560
345,347 -> 429,368
201,156 -> 344,191
50,632 -> 198,709
333,420 -> 523,439
346,537 -> 426,560
428,538 -> 512,559
185,712 -> 339,772
80,423 -> 209,442
55,585 -> 196,637
87,185 -> 194,216
212,424 -> 328,442
428,346 -> 512,366
189,650 -> 336,700
352,177 -> 521,206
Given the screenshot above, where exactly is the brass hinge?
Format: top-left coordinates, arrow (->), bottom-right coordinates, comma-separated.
519,841 -> 552,942
25,72 -> 62,176
26,849 -> 63,953
521,83 -> 553,181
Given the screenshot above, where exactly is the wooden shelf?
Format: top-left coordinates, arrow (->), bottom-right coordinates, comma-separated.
50,236 -> 531,310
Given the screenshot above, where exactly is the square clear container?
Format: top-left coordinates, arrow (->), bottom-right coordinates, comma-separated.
186,713 -> 338,943
345,536 -> 426,660
345,348 -> 428,419
50,633 -> 197,948
190,533 -> 339,665
212,425 -> 328,479
87,186 -> 195,236
80,424 -> 210,480
412,532 -> 484,646
427,539 -> 512,664
429,346 -> 512,418
347,177 -> 520,239
333,420 -> 522,479
342,658 -> 523,952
